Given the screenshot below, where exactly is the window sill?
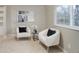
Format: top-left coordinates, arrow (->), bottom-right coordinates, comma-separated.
54,24 -> 79,31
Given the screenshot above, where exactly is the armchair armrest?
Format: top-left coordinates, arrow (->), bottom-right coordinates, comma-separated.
46,30 -> 60,45
39,29 -> 48,36
27,27 -> 31,33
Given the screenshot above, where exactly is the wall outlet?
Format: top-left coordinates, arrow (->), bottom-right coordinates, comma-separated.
68,44 -> 71,49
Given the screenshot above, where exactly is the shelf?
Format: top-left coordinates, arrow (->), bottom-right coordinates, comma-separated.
0,9 -> 4,11
0,6 -> 5,11
0,14 -> 4,17
0,6 -> 6,35
0,20 -> 3,22
0,11 -> 4,13
0,16 -> 3,18
0,16 -> 3,23
0,6 -> 4,23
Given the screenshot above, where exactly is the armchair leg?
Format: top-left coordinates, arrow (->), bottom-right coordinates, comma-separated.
47,47 -> 50,53
38,40 -> 40,43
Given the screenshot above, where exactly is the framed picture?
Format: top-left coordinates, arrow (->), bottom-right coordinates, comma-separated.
17,11 -> 34,22
18,11 -> 27,22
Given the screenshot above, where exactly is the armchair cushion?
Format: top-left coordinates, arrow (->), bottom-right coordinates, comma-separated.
19,27 -> 27,33
47,29 -> 56,37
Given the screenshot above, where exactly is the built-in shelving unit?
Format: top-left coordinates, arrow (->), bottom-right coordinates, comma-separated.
0,6 -> 6,36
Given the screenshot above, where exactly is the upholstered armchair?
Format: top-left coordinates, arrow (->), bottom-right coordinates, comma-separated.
16,26 -> 31,39
38,28 -> 60,51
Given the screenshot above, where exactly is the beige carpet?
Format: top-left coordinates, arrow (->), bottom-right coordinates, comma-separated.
0,36 -> 63,53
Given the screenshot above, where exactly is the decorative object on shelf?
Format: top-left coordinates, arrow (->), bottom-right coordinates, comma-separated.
17,11 -> 34,23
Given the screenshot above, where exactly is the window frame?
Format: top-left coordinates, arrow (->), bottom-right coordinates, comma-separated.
55,5 -> 79,31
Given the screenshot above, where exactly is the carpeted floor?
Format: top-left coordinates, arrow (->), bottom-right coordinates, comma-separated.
0,36 -> 63,53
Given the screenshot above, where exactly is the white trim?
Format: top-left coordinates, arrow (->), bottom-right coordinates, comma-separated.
54,6 -> 57,26
55,23 -> 79,31
70,6 -> 73,26
7,34 -> 16,37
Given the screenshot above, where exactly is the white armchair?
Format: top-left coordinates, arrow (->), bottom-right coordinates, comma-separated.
16,26 -> 31,39
38,28 -> 60,51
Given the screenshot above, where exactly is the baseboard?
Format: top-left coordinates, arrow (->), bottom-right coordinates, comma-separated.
58,46 -> 68,53
7,34 -> 16,37
0,35 -> 8,42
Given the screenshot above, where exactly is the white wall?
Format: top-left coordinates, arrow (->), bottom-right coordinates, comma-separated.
6,5 -> 47,35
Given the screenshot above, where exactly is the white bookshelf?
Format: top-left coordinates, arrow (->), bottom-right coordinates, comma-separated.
0,6 -> 6,36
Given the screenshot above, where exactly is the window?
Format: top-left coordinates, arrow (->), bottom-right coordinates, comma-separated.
57,5 -> 70,25
55,5 -> 79,30
73,5 -> 79,26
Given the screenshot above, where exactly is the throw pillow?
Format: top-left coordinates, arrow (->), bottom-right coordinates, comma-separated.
47,29 -> 56,36
19,27 -> 27,33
